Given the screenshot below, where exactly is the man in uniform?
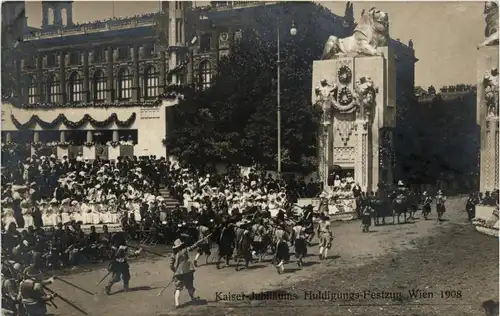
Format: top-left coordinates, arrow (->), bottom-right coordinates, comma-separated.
2,263 -> 21,315
251,219 -> 266,262
18,269 -> 56,316
193,223 -> 211,267
233,220 -> 253,270
273,223 -> 289,273
104,236 -> 142,295
169,238 -> 204,308
421,192 -> 432,220
317,213 -> 333,260
291,220 -> 307,267
23,253 -> 54,285
436,190 -> 447,221
216,220 -> 235,269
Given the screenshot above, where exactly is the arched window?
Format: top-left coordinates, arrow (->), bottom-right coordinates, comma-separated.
144,66 -> 159,99
48,7 -> 54,25
28,76 -> 36,104
46,74 -> 60,103
68,72 -> 83,103
61,8 -> 67,26
199,60 -> 212,90
118,68 -> 132,100
93,70 -> 107,102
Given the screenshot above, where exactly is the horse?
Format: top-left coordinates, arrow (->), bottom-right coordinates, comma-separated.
392,194 -> 409,224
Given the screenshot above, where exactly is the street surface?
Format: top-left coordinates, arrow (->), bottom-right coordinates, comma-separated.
47,197 -> 499,316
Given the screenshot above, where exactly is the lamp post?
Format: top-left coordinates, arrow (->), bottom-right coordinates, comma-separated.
277,19 -> 296,176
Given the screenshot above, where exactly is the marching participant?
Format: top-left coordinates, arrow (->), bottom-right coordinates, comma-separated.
169,237 -> 208,309
435,190 -> 447,221
273,223 -> 290,274
421,191 -> 432,220
216,220 -> 235,269
291,220 -> 307,267
233,220 -> 253,270
317,213 -> 333,260
104,236 -> 142,295
18,269 -> 56,316
193,222 -> 211,267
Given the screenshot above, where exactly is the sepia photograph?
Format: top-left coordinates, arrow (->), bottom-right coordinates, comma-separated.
0,1 -> 498,315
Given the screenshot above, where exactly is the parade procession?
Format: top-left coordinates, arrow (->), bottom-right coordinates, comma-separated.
1,1 -> 499,316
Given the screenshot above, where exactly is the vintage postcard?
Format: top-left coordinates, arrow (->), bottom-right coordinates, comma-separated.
1,1 -> 498,316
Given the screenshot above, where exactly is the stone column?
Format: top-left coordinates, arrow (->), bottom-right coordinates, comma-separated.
83,131 -> 96,160
109,130 -> 121,161
355,120 -> 369,192
132,45 -> 140,101
159,51 -> 166,93
483,117 -> 499,191
33,131 -> 39,143
6,132 -> 12,143
36,55 -> 43,102
106,47 -> 114,102
59,52 -> 66,103
83,49 -> 89,102
57,131 -> 69,158
112,130 -> 119,142
86,131 -> 93,143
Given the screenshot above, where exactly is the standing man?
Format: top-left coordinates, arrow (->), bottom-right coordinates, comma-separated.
193,223 -> 211,267
291,220 -> 307,267
317,213 -> 333,261
273,223 -> 290,273
421,192 -> 432,220
436,190 -> 447,221
104,237 -> 142,295
18,270 -> 56,316
169,238 -> 202,309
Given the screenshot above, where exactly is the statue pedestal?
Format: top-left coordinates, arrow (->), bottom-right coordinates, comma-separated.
477,46 -> 499,192
312,46 -> 396,193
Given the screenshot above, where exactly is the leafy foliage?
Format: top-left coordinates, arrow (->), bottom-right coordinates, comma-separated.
166,3 -> 339,172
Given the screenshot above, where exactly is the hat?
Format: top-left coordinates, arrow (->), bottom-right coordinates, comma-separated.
50,154 -> 56,159
437,190 -> 442,194
423,191 -> 428,196
61,198 -> 71,205
173,239 -> 184,249
50,198 -> 58,205
397,180 -> 404,186
71,200 -> 78,206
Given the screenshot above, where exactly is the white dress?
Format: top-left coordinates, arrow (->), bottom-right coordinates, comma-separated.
23,210 -> 34,227
42,208 -> 52,227
61,211 -> 71,224
91,205 -> 101,225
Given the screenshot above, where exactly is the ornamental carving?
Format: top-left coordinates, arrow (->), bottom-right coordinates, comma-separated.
483,68 -> 499,117
337,65 -> 352,84
477,1 -> 499,49
354,76 -> 377,121
314,78 -> 357,126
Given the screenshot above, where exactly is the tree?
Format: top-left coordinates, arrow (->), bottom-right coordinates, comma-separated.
166,3 -> 338,172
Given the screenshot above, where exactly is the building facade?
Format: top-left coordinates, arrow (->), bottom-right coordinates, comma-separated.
2,1 -> 415,163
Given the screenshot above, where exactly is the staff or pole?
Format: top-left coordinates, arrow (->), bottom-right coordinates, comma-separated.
277,16 -> 281,176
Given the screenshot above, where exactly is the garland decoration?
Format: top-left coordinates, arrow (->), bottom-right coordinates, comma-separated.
11,113 -> 136,130
337,65 -> 352,84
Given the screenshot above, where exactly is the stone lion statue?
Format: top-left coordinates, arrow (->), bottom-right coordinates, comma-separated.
354,76 -> 377,121
322,7 -> 389,59
477,1 -> 499,49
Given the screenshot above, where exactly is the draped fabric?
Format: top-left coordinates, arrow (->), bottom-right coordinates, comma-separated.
11,113 -> 136,130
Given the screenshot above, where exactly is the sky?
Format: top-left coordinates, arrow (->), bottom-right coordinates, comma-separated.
23,1 -> 486,89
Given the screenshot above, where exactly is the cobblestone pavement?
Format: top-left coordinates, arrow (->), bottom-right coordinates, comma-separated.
46,198 -> 498,316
